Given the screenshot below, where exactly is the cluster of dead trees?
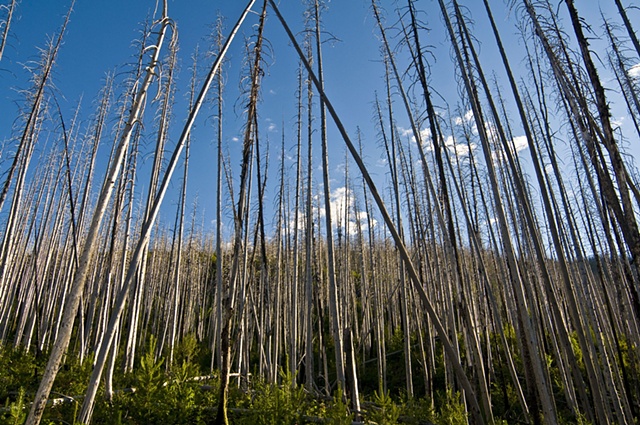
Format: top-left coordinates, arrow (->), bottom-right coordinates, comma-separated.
1,0 -> 640,424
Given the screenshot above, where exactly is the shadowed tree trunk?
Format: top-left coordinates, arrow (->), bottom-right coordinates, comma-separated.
216,1 -> 265,423
25,4 -> 169,423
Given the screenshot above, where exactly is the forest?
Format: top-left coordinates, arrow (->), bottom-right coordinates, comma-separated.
0,0 -> 640,424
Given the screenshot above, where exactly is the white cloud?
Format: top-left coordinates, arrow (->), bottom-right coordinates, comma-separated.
484,122 -> 497,139
544,163 -> 554,175
511,135 -> 529,153
490,135 -> 529,164
287,186 -> 376,236
444,135 -> 476,157
417,128 -> 431,145
397,126 -> 430,145
231,136 -> 239,142
330,186 -> 350,213
330,187 -> 378,235
263,117 -> 277,132
398,127 -> 413,138
454,109 -> 474,126
629,63 -> 640,79
611,116 -> 625,129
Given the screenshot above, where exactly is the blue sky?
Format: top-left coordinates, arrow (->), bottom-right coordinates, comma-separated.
1,0 -> 638,240
0,1 -> 390,236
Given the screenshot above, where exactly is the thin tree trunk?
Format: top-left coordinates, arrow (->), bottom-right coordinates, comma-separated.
0,0 -> 16,61
268,3 -> 485,422
216,2 -> 264,423
304,31 -> 316,392
311,0 -> 346,394
25,5 -> 168,423
78,2 -> 254,422
613,0 -> 640,58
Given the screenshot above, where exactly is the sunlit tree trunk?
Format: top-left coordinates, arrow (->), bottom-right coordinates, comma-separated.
216,2 -> 264,423
311,0 -> 346,394
0,0 -> 16,61
304,31 -> 316,392
25,3 -> 169,422
270,2 -> 486,422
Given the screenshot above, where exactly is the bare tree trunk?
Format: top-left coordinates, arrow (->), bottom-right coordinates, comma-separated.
0,1 -> 72,216
0,8 -> 74,321
268,2 -> 485,423
613,0 -> 640,58
216,2 -> 264,423
0,0 -> 16,61
311,0 -> 346,394
566,0 -> 640,273
438,1 -> 558,422
25,5 -> 168,423
290,63 -> 304,385
212,15 -> 225,373
304,32 -> 316,392
77,3 -> 254,423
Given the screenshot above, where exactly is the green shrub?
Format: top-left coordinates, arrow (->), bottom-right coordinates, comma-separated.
401,396 -> 436,425
0,345 -> 38,401
435,390 -> 467,425
0,387 -> 26,425
234,370 -> 307,425
322,389 -> 353,425
104,335 -> 216,425
365,390 -> 401,425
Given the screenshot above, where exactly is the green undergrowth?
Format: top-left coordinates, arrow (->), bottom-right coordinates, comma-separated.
1,329 -> 634,424
0,341 -> 457,425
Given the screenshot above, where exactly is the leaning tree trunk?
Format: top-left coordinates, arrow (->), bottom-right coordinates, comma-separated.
565,0 -> 640,276
613,0 -> 640,59
77,3 -> 256,423
438,1 -> 558,422
25,5 -> 169,423
311,0 -> 346,394
269,2 -> 486,423
215,2 -> 264,423
0,0 -> 16,62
